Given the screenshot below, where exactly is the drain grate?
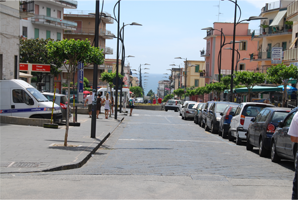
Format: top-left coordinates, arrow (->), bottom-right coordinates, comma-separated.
9,162 -> 40,168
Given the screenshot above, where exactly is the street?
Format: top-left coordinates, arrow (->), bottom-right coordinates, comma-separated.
1,109 -> 296,199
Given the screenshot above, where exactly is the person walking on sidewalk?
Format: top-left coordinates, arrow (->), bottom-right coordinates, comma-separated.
129,94 -> 135,116
288,111 -> 298,200
96,92 -> 102,119
104,93 -> 110,119
84,91 -> 93,118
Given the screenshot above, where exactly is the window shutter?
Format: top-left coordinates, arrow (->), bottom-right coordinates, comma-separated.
34,28 -> 39,39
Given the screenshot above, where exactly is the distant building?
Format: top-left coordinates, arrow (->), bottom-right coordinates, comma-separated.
157,80 -> 170,99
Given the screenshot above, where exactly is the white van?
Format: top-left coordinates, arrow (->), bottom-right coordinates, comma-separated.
0,79 -> 62,122
97,88 -> 130,103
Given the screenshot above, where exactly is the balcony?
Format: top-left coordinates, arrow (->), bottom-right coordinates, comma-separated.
100,47 -> 113,55
32,15 -> 77,29
261,1 -> 280,13
99,29 -> 115,39
20,1 -> 34,19
199,70 -> 210,78
200,50 -> 210,57
46,0 -> 77,9
284,48 -> 298,61
64,10 -> 114,24
64,28 -> 115,39
287,1 -> 298,21
251,26 -> 292,38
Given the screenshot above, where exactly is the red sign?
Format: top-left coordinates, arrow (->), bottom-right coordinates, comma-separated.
32,64 -> 50,72
19,64 -> 28,71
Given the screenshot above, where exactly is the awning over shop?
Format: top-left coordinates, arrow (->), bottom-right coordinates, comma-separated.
270,10 -> 287,26
19,72 -> 33,78
224,86 -> 282,94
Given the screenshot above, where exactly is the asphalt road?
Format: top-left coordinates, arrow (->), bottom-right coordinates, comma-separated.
1,109 -> 296,199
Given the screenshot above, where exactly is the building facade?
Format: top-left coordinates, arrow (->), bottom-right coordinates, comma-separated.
0,1 -> 20,80
157,80 -> 170,99
182,60 -> 206,88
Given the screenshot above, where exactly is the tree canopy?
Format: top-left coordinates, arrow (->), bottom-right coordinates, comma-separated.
130,86 -> 143,97
147,89 -> 155,97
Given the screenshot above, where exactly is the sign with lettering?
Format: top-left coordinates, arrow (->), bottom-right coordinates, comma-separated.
32,64 -> 51,72
271,47 -> 283,64
19,64 -> 28,71
77,62 -> 84,103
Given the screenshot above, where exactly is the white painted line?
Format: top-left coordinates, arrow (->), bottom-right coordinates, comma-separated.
119,139 -> 228,144
165,117 -> 172,124
7,162 -> 15,168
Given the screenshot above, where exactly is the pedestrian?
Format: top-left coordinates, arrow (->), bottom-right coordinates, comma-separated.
104,93 -> 110,119
96,92 -> 102,119
110,96 -> 114,115
288,111 -> 298,200
84,91 -> 93,118
153,98 -> 156,104
129,94 -> 135,116
158,97 -> 162,104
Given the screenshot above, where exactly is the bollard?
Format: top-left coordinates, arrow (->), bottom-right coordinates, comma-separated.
75,106 -> 78,122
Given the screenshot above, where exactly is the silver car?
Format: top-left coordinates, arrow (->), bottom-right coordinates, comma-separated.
181,101 -> 197,120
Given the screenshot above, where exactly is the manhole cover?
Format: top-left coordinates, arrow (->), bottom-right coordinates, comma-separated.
9,162 -> 40,168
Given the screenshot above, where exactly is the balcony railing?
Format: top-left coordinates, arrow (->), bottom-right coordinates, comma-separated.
251,26 -> 292,37
99,47 -> 113,55
99,29 -> 115,39
32,15 -> 77,29
261,1 -> 280,13
199,70 -> 210,78
20,0 -> 34,18
64,28 -> 114,38
64,10 -> 114,24
284,48 -> 298,61
287,1 -> 298,20
200,50 -> 210,57
57,0 -> 77,7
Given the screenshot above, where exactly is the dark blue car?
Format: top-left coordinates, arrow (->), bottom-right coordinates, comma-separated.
246,107 -> 291,157
219,105 -> 238,138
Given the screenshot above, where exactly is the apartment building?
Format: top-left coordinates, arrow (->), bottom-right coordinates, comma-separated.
169,67 -> 182,91
63,11 -> 114,87
157,80 -> 170,99
251,0 -> 294,72
181,60 -> 205,88
0,1 -> 20,80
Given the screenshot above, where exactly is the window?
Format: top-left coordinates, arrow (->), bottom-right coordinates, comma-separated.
195,79 -> 199,87
215,104 -> 229,113
282,42 -> 287,51
255,109 -> 266,122
242,105 -> 266,117
260,110 -> 270,122
240,41 -> 247,51
239,64 -> 245,71
284,111 -> 297,127
46,30 -> 51,39
22,27 -> 27,38
195,65 -> 200,72
12,89 -> 33,104
57,32 -> 61,41
46,7 -> 51,17
34,28 -> 39,39
271,112 -> 289,123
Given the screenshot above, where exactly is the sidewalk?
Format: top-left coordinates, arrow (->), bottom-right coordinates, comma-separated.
0,113 -> 125,173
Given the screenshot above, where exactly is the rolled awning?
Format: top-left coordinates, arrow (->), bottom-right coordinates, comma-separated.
270,10 -> 287,26
19,72 -> 32,78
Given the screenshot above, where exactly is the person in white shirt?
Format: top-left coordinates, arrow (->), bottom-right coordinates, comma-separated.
84,91 -> 93,118
128,95 -> 135,116
288,111 -> 298,200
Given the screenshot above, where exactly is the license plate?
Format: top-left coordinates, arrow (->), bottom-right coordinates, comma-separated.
169,104 -> 173,105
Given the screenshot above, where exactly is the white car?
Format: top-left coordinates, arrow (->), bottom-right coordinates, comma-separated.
229,102 -> 274,145
179,101 -> 196,117
165,99 -> 182,112
135,97 -> 144,103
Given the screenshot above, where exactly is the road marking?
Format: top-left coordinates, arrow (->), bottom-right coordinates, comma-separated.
164,117 -> 172,124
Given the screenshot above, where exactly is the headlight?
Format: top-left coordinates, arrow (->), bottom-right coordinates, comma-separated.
216,117 -> 221,121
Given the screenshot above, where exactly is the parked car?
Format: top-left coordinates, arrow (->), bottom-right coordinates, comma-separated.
181,101 -> 197,120
165,99 -> 182,112
270,107 -> 298,168
219,104 -> 239,138
205,102 -> 239,134
179,101 -> 193,116
135,97 -> 144,103
43,92 -> 71,121
246,107 -> 291,157
194,103 -> 205,124
200,101 -> 214,128
229,102 -> 274,145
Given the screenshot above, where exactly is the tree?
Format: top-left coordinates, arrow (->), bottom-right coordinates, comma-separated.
147,89 -> 155,97
163,94 -> 174,102
173,88 -> 185,100
266,63 -> 298,107
83,77 -> 89,89
47,39 -> 104,147
235,71 -> 265,102
20,38 -> 63,91
129,86 -> 143,97
101,71 -> 124,98
207,82 -> 225,100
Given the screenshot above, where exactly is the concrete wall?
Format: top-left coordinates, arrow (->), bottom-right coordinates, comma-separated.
0,2 -> 20,80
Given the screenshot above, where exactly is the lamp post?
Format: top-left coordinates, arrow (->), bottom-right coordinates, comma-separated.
175,57 -> 188,90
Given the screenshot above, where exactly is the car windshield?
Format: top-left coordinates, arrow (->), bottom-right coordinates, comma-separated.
188,104 -> 195,109
27,88 -> 49,102
271,112 -> 289,123
243,105 -> 267,117
215,104 -> 229,113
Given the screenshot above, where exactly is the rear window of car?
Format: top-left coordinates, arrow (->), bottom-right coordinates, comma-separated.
188,104 -> 195,109
271,111 -> 289,123
215,104 -> 229,113
242,105 -> 267,117
168,100 -> 175,104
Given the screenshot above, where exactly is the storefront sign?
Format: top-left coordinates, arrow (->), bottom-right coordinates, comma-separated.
77,62 -> 84,102
32,64 -> 51,72
19,63 -> 28,71
271,47 -> 283,64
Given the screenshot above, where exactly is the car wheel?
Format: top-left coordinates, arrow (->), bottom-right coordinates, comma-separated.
175,109 -> 178,112
165,109 -> 168,112
211,122 -> 215,134
246,134 -> 253,151
271,141 -> 280,163
228,131 -> 233,141
179,112 -> 182,116
222,129 -> 227,139
218,128 -> 222,136
259,138 -> 268,157
205,123 -> 209,131
182,115 -> 184,120
198,117 -> 201,126
235,133 -> 242,145
201,120 -> 205,128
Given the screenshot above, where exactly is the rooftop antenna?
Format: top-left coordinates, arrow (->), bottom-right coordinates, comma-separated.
214,0 -> 223,22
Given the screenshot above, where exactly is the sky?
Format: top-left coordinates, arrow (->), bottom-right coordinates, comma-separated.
66,0 -> 279,94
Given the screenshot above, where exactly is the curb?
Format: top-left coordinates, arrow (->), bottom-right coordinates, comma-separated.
0,117 -> 125,174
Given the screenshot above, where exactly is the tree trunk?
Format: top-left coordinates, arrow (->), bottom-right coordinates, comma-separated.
283,81 -> 288,107
64,73 -> 71,147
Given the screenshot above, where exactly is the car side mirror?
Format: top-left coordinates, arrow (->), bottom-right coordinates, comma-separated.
278,121 -> 284,128
251,118 -> 255,122
29,99 -> 34,105
220,113 -> 223,116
